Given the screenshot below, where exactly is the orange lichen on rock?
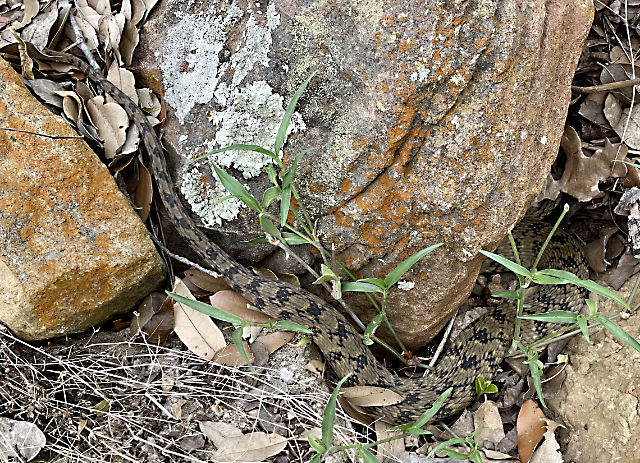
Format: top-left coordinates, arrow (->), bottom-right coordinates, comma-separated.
0,58 -> 165,341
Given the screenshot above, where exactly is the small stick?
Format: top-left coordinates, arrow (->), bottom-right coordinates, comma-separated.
572,78 -> 640,94
428,309 -> 458,369
148,233 -> 222,279
0,127 -> 84,139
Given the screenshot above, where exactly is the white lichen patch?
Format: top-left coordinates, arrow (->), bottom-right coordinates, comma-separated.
209,80 -> 305,178
179,167 -> 245,227
397,280 -> 415,291
164,1 -> 306,225
160,4 -> 244,124
181,80 -> 305,227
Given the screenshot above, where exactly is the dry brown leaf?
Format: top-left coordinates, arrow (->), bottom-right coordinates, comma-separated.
210,431 -> 287,462
255,331 -> 295,354
483,449 -> 518,461
13,0 -> 39,29
516,400 -> 546,463
172,277 -> 226,360
57,90 -> 83,122
338,395 -> 376,425
584,226 -> 620,272
98,13 -> 125,61
184,268 -> 228,292
612,105 -> 640,150
529,419 -> 563,463
199,421 -> 243,447
106,60 -> 138,104
73,12 -> 100,49
0,417 -> 46,461
21,1 -> 58,49
180,275 -> 211,298
598,250 -> 640,290
137,88 -> 161,117
603,93 -> 622,128
25,79 -> 66,107
556,127 -> 625,201
473,400 -> 504,446
129,292 -> 174,343
120,19 -> 139,66
341,385 -> 404,407
601,64 -> 634,103
86,95 -> 128,158
130,0 -> 146,25
141,0 -> 161,22
120,122 -> 140,155
171,399 -> 187,420
129,292 -> 164,332
133,162 -> 152,221
209,290 -> 272,324
375,420 -> 405,462
578,92 -> 608,126
213,342 -> 254,366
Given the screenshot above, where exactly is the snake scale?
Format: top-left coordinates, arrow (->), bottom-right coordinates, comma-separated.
42,49 -> 589,424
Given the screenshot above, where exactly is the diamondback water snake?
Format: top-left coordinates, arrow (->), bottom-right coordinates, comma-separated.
40,50 -> 589,424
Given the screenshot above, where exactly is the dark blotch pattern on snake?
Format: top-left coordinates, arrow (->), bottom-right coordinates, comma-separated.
44,50 -> 589,424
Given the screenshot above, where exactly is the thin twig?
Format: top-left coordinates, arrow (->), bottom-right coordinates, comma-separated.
0,127 -> 84,139
428,309 -> 458,368
571,78 -> 640,93
148,233 -> 222,279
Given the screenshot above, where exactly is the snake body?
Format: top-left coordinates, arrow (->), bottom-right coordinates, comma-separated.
43,50 -> 588,424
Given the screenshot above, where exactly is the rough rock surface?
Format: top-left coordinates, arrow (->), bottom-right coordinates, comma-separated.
136,0 -> 593,348
548,277 -> 640,463
0,58 -> 165,340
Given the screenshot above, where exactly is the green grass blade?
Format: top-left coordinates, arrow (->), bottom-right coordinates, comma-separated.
232,327 -> 255,372
358,447 -> 380,463
413,387 -> 452,428
213,165 -> 262,213
271,320 -> 313,334
427,438 -> 467,458
357,278 -> 387,289
259,214 -> 283,241
341,281 -> 384,293
479,250 -> 532,279
322,373 -> 351,449
274,71 -> 317,156
262,186 -> 281,208
363,313 -> 385,346
491,290 -> 520,299
518,310 -> 578,324
530,273 -> 569,285
280,186 -> 292,227
192,144 -> 277,164
595,315 -> 640,353
167,292 -> 246,325
384,243 -> 443,288
576,314 -> 590,341
538,269 -> 630,310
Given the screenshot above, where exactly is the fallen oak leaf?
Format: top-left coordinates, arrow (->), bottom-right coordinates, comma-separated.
172,277 -> 226,360
529,419 -> 563,463
210,431 -> 287,462
209,290 -> 272,324
86,95 -> 128,158
516,399 -> 546,463
341,385 -> 404,407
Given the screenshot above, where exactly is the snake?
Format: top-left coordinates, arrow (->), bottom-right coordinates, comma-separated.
36,49 -> 588,424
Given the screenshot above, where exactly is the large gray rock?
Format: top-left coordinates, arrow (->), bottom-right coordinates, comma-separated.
136,0 -> 593,348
